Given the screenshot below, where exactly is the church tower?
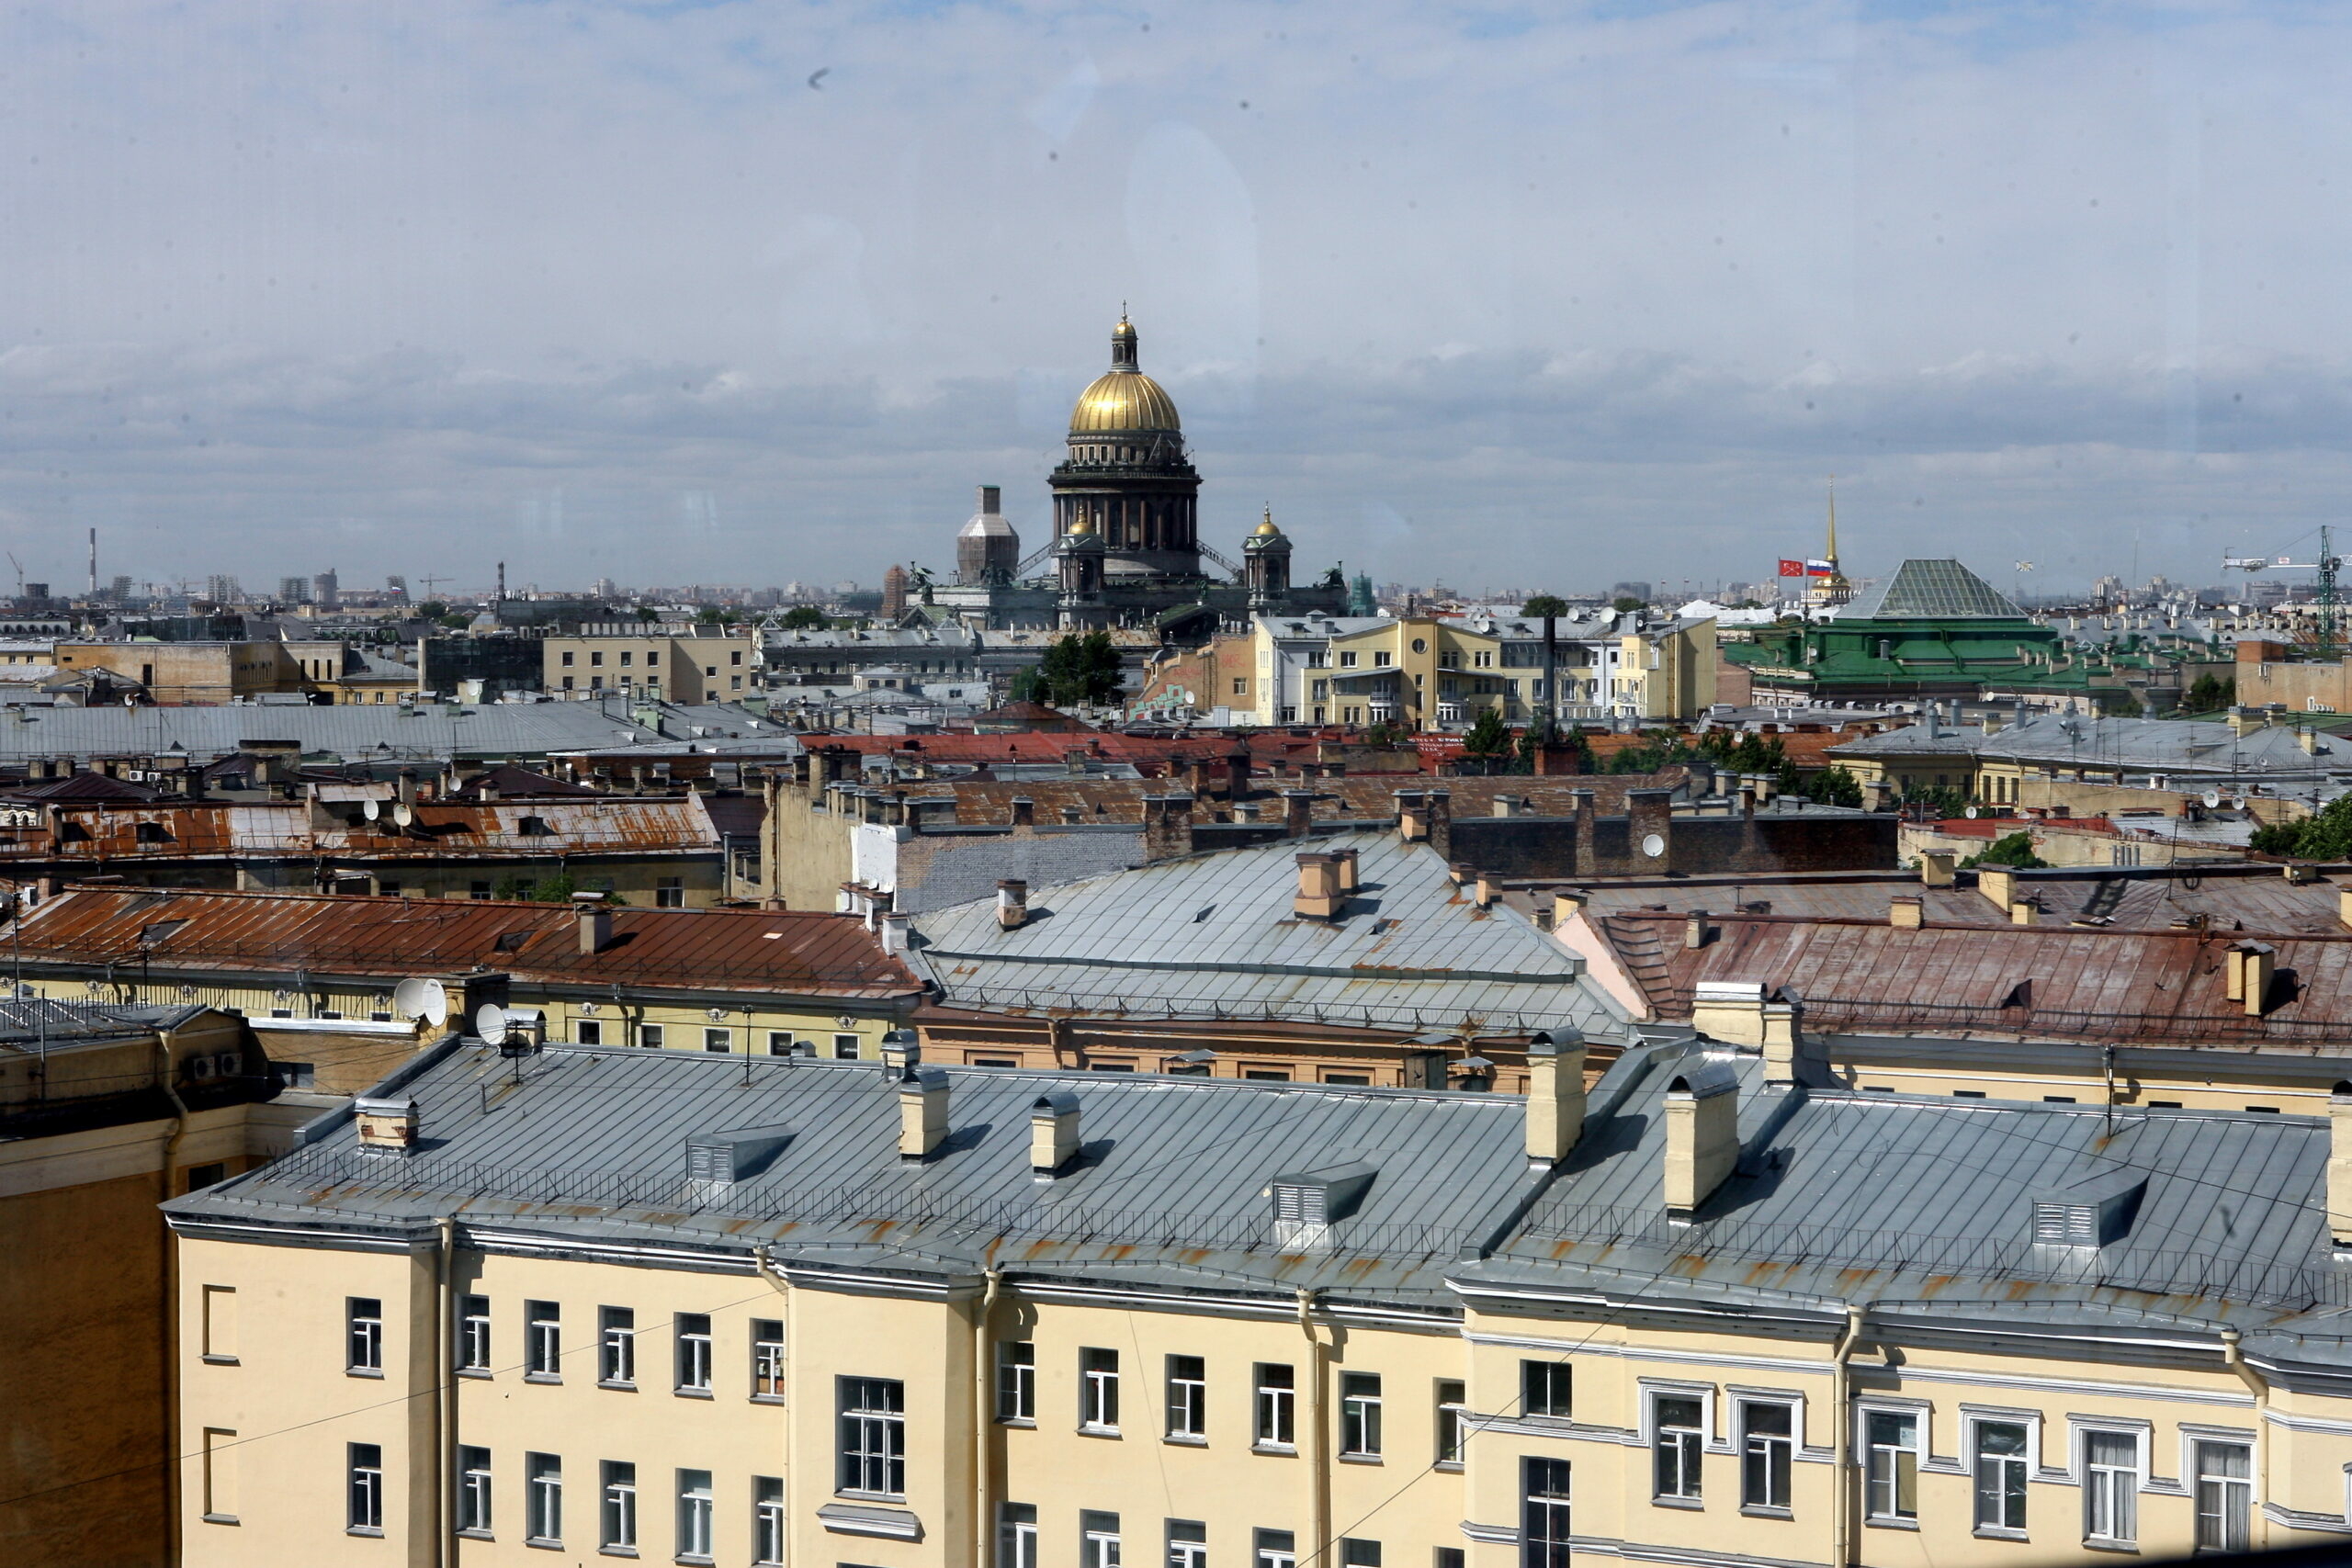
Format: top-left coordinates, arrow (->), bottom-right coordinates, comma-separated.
1050,315 -> 1202,581
1243,507 -> 1292,609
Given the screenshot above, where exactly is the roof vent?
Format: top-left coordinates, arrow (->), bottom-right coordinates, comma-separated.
353,1095 -> 419,1155
684,1123 -> 794,1200
1266,1161 -> 1377,1249
2030,1172 -> 2144,1249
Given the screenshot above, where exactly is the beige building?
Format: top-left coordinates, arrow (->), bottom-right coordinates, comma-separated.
543,628 -> 760,702
0,1000 -> 323,1567
166,1033 -> 2352,1568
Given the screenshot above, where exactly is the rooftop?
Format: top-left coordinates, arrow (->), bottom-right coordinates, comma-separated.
1831,711 -> 2342,773
1838,558 -> 2030,620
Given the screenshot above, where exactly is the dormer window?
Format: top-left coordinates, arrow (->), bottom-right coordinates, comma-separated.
2030,1174 -> 2144,1249
1266,1162 -> 1377,1250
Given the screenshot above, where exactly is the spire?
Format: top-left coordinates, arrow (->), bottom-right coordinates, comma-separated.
1826,477 -> 1839,567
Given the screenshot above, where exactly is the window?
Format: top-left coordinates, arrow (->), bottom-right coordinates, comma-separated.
1436,1552 -> 1464,1568
1082,1511 -> 1125,1568
1232,679 -> 1248,696
753,1475 -> 786,1564
1339,651 -> 1359,668
458,1294 -> 491,1372
457,1446 -> 492,1536
752,1319 -> 786,1400
676,1469 -> 714,1562
561,675 -> 575,691
1374,650 -> 1392,666
1973,1421 -> 2028,1533
1255,1363 -> 1295,1448
2194,1441 -> 2251,1554
1865,1411 -> 1920,1522
1521,1458 -> 1571,1568
576,1020 -> 603,1046
1166,1355 -> 1206,1439
1341,1542 -> 1381,1568
766,1031 -> 797,1055
640,1023 -> 666,1049
1653,1395 -> 1703,1501
1169,1519 -> 1208,1568
346,1298 -> 383,1374
1001,1503 -> 1040,1568
1340,1372 -> 1383,1458
526,1301 -> 560,1379
1241,1068 -> 1290,1082
1522,1359 -> 1571,1418
202,1427 -> 239,1523
590,650 -> 605,667
619,650 -> 633,667
1255,1529 -> 1296,1568
998,1340 -> 1035,1422
834,1033 -> 861,1059
676,1313 -> 713,1393
598,1306 -> 635,1386
704,1027 -> 732,1053
526,1452 -> 562,1544
838,1377 -> 906,1496
2083,1429 -> 2139,1544
187,1161 -> 228,1190
1740,1403 -> 1793,1512
201,1284 -> 238,1363
348,1443 -> 385,1534
601,1461 -> 637,1551
657,876 -> 684,908
1435,1380 -> 1467,1468
470,880 -> 492,899
1081,1347 -> 1121,1431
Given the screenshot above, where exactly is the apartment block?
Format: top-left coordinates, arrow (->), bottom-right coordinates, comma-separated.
543,629 -> 760,702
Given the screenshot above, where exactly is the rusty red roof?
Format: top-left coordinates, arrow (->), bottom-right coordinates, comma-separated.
1597,908 -> 2352,1047
11,886 -> 921,999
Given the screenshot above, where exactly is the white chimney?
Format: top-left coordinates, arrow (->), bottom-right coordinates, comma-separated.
899,1067 -> 948,1161
1524,1030 -> 1589,1166
1663,1062 -> 1738,1215
1031,1092 -> 1080,1178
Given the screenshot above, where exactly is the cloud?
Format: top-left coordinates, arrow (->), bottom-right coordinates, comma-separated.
1,0 -> 2348,592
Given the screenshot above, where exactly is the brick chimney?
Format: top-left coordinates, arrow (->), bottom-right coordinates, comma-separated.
1570,789 -> 1598,878
1626,788 -> 1673,867
1524,1030 -> 1589,1166
1009,796 -> 1035,829
1144,794 -> 1195,860
1283,789 -> 1315,838
1889,896 -> 1924,930
1331,848 -> 1359,894
1395,789 -> 1428,842
1425,789 -> 1453,859
1919,852 -> 1956,887
1295,852 -> 1344,920
1225,742 -> 1251,802
354,1095 -> 419,1155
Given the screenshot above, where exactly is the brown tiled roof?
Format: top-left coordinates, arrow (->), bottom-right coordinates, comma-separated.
1596,908 -> 2352,1046
854,770 -> 1693,828
0,797 -> 721,864
12,886 -> 921,998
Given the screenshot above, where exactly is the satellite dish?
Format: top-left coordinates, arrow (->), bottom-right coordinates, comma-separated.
392,976 -> 448,1027
392,802 -> 414,828
1640,832 -> 1667,859
2203,791 -> 2223,809
475,1003 -> 508,1046
363,798 -> 380,821
1965,807 -> 1979,819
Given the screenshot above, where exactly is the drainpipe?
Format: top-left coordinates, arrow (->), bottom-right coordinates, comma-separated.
1296,1288 -> 1330,1567
435,1215 -> 455,1568
757,1248 -> 797,1552
2102,1045 -> 2118,1134
157,1035 -> 192,1568
974,1269 -> 1003,1568
2221,1328 -> 2269,1551
1828,1305 -> 1865,1568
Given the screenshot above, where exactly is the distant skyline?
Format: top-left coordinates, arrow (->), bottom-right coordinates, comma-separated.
3,1 -> 2348,596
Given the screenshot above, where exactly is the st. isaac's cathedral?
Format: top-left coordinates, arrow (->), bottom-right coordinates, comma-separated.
923,316 -> 1349,631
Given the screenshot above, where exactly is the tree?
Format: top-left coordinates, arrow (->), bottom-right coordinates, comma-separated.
695,606 -> 726,625
1522,593 -> 1570,619
1024,630 -> 1125,707
778,605 -> 827,630
416,601 -> 447,620
2104,693 -> 2143,717
1962,830 -> 2046,869
1460,708 -> 1514,772
1810,764 -> 1865,808
1611,595 -> 1645,614
436,614 -> 471,630
2183,672 -> 2236,714
2253,795 -> 2352,860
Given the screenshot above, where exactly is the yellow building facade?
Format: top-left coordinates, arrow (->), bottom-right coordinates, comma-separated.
166,1036 -> 2352,1567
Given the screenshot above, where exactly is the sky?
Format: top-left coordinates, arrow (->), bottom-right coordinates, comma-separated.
2,0 -> 2349,599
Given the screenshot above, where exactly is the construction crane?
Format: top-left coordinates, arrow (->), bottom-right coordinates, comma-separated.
2225,525 -> 2342,655
5,553 -> 20,598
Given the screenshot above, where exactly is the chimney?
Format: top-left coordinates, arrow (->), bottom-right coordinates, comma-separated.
1295,852 -> 1344,920
1186,755 -> 1220,799
1550,890 -> 1587,931
1570,789 -> 1598,878
1009,796 -> 1035,829
1523,1030 -> 1589,1166
1030,1092 -> 1081,1177
2010,899 -> 2039,926
1864,778 -> 1894,812
2329,1082 -> 2352,1247
1683,909 -> 1711,949
1234,801 -> 1261,824
1889,896 -> 1925,930
1978,865 -> 2018,912
1493,795 -> 1524,818
353,1095 -> 419,1155
1144,793 -> 1195,860
1473,875 -> 1498,909
576,897 -> 614,954
1759,988 -> 1808,1086
2227,706 -> 2261,738
2339,887 -> 2352,931
1750,771 -> 1777,806
1226,742 -> 1251,801
2301,728 -> 2324,755
997,880 -> 1029,930
396,769 -> 419,805
1059,804 -> 1084,825
1283,789 -> 1315,838
880,911 -> 911,954
898,1066 -> 949,1160
1425,789 -> 1453,858
1690,981 -> 1768,1043
1663,1062 -> 1738,1216
1919,852 -> 1956,887
1627,788 -> 1673,866
2225,941 -> 2276,1016
1395,788 -> 1428,842
1331,848 -> 1360,894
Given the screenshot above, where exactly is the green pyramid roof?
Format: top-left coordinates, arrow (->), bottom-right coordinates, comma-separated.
1840,558 -> 2026,620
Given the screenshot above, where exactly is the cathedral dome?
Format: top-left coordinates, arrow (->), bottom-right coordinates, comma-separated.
1069,315 -> 1182,434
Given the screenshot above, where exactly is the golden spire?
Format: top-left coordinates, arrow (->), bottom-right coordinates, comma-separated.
1826,476 -> 1839,566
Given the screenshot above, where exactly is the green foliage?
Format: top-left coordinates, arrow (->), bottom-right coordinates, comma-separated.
1961,830 -> 2047,870
2252,795 -> 2352,861
1521,593 -> 1570,619
1810,764 -> 1865,809
436,614 -> 471,629
2182,672 -> 2237,714
1610,595 -> 1645,614
778,605 -> 827,630
1519,726 -> 1595,775
636,606 -> 661,623
1024,630 -> 1125,707
1361,720 -> 1406,748
1901,784 -> 1973,820
695,606 -> 726,625
415,601 -> 447,620
2104,692 -> 2143,717
1461,707 -> 1513,758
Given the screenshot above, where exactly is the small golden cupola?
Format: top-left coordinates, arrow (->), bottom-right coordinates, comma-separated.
1068,313 -> 1182,436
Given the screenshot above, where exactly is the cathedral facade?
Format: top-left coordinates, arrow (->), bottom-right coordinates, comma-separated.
926,316 -> 1346,632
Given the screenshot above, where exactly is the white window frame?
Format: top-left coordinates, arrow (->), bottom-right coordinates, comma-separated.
1340,1371 -> 1384,1459
601,1460 -> 638,1551
1254,1529 -> 1297,1568
997,1340 -> 1035,1424
1166,1354 -> 1206,1441
1082,1510 -> 1124,1568
526,1451 -> 563,1545
753,1475 -> 786,1565
346,1297 -> 384,1375
598,1305 -> 636,1387
1649,1389 -> 1706,1503
675,1313 -> 714,1394
837,1376 -> 907,1497
456,1446 -> 492,1536
2075,1420 -> 2146,1547
457,1293 -> 491,1373
1255,1362 -> 1297,1450
752,1319 -> 786,1401
1856,1402 -> 1927,1524
1168,1517 -> 1208,1568
1736,1398 -> 1796,1514
1000,1502 -> 1040,1568
2179,1424 -> 2256,1552
1961,1406 -> 2044,1538
676,1468 -> 715,1562
347,1442 -> 385,1534
1081,1346 -> 1122,1433
525,1301 -> 560,1380
1435,1379 -> 1468,1470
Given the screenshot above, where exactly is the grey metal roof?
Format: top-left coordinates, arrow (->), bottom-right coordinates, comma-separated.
168,1044 -> 1541,1304
909,829 -> 1633,1039
1839,558 -> 2028,620
0,998 -> 209,1049
1832,711 -> 2343,773
0,700 -> 695,765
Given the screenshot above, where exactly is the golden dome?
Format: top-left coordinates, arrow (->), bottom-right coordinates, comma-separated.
1252,507 -> 1281,537
1069,314 -> 1182,434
